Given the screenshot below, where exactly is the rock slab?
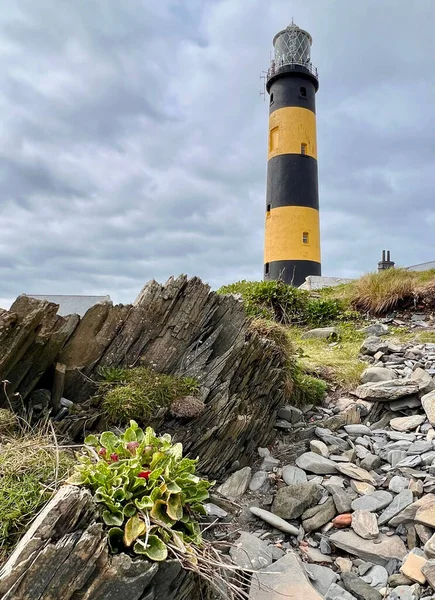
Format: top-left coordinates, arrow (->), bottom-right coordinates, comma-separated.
330,531 -> 407,566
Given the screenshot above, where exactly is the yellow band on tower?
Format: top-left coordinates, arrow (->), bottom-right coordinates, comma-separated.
268,106 -> 317,160
264,205 -> 321,263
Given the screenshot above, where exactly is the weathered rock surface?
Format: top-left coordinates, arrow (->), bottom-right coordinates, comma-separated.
351,510 -> 379,539
295,452 -> 338,475
330,531 -> 407,565
217,467 -> 251,499
341,571 -> 382,600
378,489 -> 414,525
249,553 -> 323,600
361,367 -> 397,384
229,532 -> 273,570
302,497 -> 336,532
335,463 -> 376,484
282,465 -> 307,485
422,390 -> 435,426
390,415 -> 426,432
355,380 -> 419,402
351,491 -> 393,512
271,483 -> 322,520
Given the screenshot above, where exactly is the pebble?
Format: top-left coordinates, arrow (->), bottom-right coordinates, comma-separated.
351,490 -> 393,512
389,476 -> 410,493
282,465 -> 308,485
351,509 -> 379,540
249,507 -> 299,535
249,470 -> 268,491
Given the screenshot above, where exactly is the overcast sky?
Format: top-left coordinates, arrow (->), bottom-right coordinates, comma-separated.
1,0 -> 435,307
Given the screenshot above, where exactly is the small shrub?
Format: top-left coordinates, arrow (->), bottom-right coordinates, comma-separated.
68,421 -> 213,561
305,298 -> 342,326
289,363 -> 327,407
100,367 -> 200,424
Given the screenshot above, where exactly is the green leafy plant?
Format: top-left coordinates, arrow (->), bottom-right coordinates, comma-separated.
100,367 -> 200,424
67,421 -> 213,561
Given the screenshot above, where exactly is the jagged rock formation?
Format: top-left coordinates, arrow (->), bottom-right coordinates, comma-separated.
0,276 -> 287,477
0,485 -> 201,600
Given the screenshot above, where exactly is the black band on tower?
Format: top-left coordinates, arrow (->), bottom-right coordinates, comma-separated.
266,154 -> 319,210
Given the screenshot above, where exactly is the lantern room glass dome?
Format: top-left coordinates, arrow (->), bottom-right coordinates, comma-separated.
267,22 -> 318,82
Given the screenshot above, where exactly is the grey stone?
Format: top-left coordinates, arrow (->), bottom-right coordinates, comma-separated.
355,380 -> 419,402
421,450 -> 435,465
304,563 -> 338,597
326,583 -> 358,600
271,483 -> 322,520
395,455 -> 422,469
274,419 -> 293,430
278,405 -> 304,423
302,327 -> 338,340
335,463 -> 376,484
378,490 -> 414,525
356,445 -> 370,459
422,389 -> 435,426
204,503 -> 228,518
249,552 -> 324,600
410,366 -> 435,394
329,531 -> 407,565
258,447 -> 270,458
270,546 -> 285,561
325,483 -> 356,514
229,532 -> 273,570
302,497 -> 336,532
388,431 -> 416,441
388,585 -> 419,600
361,565 -> 388,589
388,450 -> 408,467
296,452 -> 338,475
303,547 -> 333,563
355,436 -> 371,447
217,467 -> 251,499
330,454 -> 350,463
359,323 -> 390,337
390,415 -> 426,432
388,493 -> 435,527
320,538 -> 332,554
249,507 -> 299,535
310,439 -> 329,457
360,454 -> 382,470
344,424 -> 373,436
351,510 -> 379,540
261,456 -> 280,471
406,440 -> 432,455
360,337 -> 389,356
424,532 -> 435,558
341,572 -> 382,600
282,464 -> 308,485
361,366 -> 397,384
249,471 -> 268,492
389,396 -> 422,411
389,476 -> 410,493
351,491 -> 393,512
315,427 -> 350,451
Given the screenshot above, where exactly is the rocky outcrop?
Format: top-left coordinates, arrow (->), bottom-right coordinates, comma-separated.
0,277 -> 287,477
0,485 -> 200,600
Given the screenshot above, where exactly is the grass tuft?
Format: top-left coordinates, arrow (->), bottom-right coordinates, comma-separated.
100,366 -> 200,424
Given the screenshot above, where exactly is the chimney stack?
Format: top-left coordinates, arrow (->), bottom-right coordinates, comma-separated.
378,250 -> 395,272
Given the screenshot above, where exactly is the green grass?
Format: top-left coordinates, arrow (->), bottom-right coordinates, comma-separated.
286,324 -> 366,389
100,366 -> 200,424
0,424 -> 74,564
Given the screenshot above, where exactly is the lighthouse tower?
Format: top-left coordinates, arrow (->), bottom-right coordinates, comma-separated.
264,22 -> 321,287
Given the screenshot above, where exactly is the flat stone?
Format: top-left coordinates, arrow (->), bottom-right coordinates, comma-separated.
249,507 -> 299,535
204,503 -> 228,518
415,523 -> 433,545
389,493 -> 435,527
360,454 -> 382,471
361,366 -> 397,384
400,553 -> 427,584
302,327 -> 338,340
378,490 -> 414,525
355,445 -> 370,459
336,557 -> 353,573
359,323 -> 390,337
304,563 -> 338,597
390,415 -> 426,432
271,483 -> 322,520
421,450 -> 435,465
310,440 -> 329,457
361,565 -> 388,589
387,450 -> 408,467
424,533 -> 435,558
325,484 -> 356,514
344,424 -> 373,436
249,470 -> 268,491
335,463 -> 376,484
278,405 -> 304,423
355,380 -> 419,402
229,531 -> 273,570
341,572 -> 382,600
421,558 -> 435,590
351,510 -> 379,540
360,337 -> 389,356
249,552 -> 324,600
282,465 -> 308,485
407,440 -> 433,454
296,452 -> 338,475
422,390 -> 435,426
410,367 -> 435,394
389,476 -> 409,493
395,455 -> 422,469
325,583 -> 358,600
315,427 -> 350,451
351,491 -> 393,512
389,396 -> 422,411
330,455 -> 350,463
388,431 -> 417,441
302,497 -> 337,532
217,467 -> 251,498
302,546 -> 333,564
350,480 -> 376,496
330,531 -> 407,566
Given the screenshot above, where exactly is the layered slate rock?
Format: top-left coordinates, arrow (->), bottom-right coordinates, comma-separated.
271,483 -> 322,520
355,380 -> 419,402
330,531 -> 407,566
295,452 -> 338,475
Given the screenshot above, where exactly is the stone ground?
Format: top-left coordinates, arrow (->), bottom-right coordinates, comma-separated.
204,319 -> 435,599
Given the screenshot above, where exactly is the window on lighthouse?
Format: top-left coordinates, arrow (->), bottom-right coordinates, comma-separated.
300,86 -> 307,98
302,232 -> 309,244
301,143 -> 307,155
270,127 -> 279,152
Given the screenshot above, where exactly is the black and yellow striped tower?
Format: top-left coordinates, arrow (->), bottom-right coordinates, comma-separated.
264,22 -> 321,287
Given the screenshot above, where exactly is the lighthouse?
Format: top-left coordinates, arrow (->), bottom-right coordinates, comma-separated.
264,22 -> 321,287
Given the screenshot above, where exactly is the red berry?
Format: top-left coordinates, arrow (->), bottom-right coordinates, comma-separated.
98,448 -> 106,457
138,470 -> 151,479
110,453 -> 119,462
126,441 -> 139,454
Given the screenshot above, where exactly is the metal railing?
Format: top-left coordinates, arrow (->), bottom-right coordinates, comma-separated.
267,60 -> 318,81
